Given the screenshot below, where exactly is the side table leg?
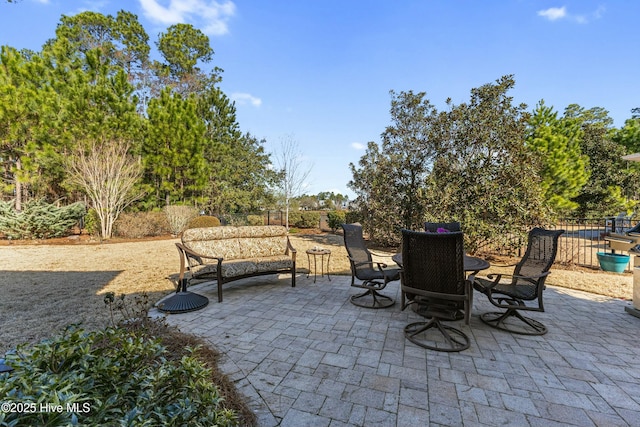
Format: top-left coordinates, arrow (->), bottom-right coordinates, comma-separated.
313,254 -> 318,283
326,253 -> 331,281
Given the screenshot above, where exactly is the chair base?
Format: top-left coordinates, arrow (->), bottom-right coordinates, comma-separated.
350,289 -> 394,309
404,319 -> 470,352
480,310 -> 547,335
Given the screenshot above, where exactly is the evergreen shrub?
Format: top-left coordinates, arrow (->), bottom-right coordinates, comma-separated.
0,199 -> 85,239
300,212 -> 320,228
327,210 -> 346,232
287,211 -> 319,228
187,215 -> 221,229
84,208 -> 101,236
287,211 -> 301,227
247,214 -> 264,226
0,325 -> 238,426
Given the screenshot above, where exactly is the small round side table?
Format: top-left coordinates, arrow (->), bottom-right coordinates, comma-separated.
306,248 -> 331,283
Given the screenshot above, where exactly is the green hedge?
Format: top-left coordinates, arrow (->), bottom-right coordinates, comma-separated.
187,215 -> 221,229
246,214 -> 264,226
327,210 -> 346,232
288,211 -> 320,228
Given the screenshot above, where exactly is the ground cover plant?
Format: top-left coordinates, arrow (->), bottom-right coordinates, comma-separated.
0,294 -> 256,427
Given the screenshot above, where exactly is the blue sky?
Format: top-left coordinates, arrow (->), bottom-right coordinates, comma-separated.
1,1 -> 639,199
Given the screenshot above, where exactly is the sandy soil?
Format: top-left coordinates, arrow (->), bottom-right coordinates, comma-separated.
0,232 -> 632,355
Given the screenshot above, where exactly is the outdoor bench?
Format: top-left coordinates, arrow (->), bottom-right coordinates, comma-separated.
176,225 -> 297,302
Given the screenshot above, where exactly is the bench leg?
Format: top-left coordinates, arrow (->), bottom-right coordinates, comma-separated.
292,264 -> 296,287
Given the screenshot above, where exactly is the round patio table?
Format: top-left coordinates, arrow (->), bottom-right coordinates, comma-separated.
392,253 -> 489,274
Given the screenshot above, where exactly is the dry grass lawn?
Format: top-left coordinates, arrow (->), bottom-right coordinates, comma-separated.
0,231 -> 632,356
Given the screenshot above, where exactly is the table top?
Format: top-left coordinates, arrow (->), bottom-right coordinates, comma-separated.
306,248 -> 331,255
391,253 -> 489,272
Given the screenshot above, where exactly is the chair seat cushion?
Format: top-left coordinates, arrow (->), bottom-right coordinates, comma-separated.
474,277 -> 538,300
191,255 -> 293,279
357,267 -> 400,282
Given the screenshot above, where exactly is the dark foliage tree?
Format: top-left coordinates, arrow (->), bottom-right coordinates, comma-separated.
427,76 -> 547,252
350,76 -> 548,250
574,125 -> 634,217
563,104 -> 636,217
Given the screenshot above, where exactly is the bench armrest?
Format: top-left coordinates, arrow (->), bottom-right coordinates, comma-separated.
176,243 -> 223,282
286,237 -> 297,261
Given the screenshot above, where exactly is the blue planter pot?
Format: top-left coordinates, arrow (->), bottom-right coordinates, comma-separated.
597,252 -> 630,273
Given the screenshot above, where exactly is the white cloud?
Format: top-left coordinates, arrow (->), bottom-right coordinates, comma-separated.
537,5 -> 605,24
537,6 -> 567,21
576,5 -> 606,24
351,142 -> 366,150
231,92 -> 262,107
138,0 -> 236,35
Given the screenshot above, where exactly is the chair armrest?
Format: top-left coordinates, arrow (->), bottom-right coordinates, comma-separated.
477,273 -> 503,290
512,271 -> 551,281
375,262 -> 389,270
481,271 -> 550,288
369,250 -> 395,258
348,258 -> 387,270
368,251 -> 394,269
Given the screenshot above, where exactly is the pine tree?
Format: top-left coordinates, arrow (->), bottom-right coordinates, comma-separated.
526,101 -> 590,215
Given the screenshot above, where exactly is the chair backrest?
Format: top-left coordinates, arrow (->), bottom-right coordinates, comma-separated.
424,221 -> 461,233
513,227 -> 564,282
342,223 -> 374,276
401,229 -> 466,296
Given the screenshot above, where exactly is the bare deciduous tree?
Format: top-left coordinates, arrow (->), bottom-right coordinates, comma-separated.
69,138 -> 144,239
274,136 -> 312,229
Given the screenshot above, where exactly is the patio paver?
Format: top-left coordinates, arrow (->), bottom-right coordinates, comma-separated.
156,273 -> 640,426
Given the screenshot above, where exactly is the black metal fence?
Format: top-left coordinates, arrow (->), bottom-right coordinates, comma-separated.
252,212 -> 635,270
476,217 -> 639,270
264,210 -> 331,231
217,210 -> 332,229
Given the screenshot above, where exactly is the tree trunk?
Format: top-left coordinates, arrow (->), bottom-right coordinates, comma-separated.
285,196 -> 290,230
14,158 -> 22,212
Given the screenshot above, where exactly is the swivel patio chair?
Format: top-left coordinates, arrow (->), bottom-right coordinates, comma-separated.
474,227 -> 564,335
342,223 -> 400,308
400,229 -> 474,352
424,221 -> 461,233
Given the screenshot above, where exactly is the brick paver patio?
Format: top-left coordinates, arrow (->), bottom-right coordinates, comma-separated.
157,273 -> 640,426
